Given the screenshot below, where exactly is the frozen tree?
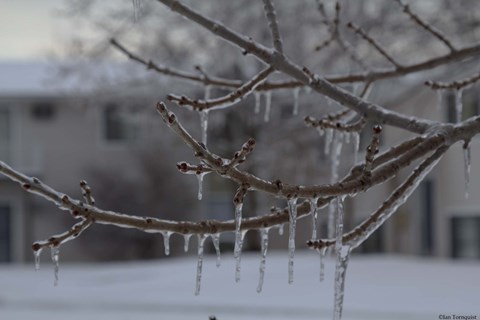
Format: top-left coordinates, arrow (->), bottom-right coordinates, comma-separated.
2,0 -> 480,319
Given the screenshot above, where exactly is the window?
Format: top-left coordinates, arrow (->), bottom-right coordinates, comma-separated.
446,90 -> 479,123
103,104 -> 139,143
420,180 -> 434,255
0,205 -> 11,262
0,107 -> 11,163
31,102 -> 56,120
451,216 -> 480,259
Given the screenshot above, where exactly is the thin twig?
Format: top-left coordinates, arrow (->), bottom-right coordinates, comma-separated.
262,0 -> 283,53
347,22 -> 402,68
167,67 -> 274,111
425,71 -> 480,90
394,0 -> 455,52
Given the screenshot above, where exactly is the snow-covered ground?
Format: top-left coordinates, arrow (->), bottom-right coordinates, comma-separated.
0,252 -> 478,320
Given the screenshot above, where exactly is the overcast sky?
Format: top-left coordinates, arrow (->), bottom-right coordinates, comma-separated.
0,0 -> 69,61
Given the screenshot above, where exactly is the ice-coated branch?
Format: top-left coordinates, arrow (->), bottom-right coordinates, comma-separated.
156,101 -> 480,201
304,115 -> 366,133
176,162 -> 213,174
307,145 -> 448,251
394,0 -> 456,52
167,67 -> 274,111
226,138 -> 256,170
347,22 -> 402,68
80,180 -> 95,205
157,0 -> 479,135
32,218 -> 93,252
425,71 -> 480,90
110,38 -> 242,90
112,36 -> 480,91
262,0 -> 283,53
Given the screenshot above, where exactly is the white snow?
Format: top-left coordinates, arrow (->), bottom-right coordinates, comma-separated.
1,253 -> 478,320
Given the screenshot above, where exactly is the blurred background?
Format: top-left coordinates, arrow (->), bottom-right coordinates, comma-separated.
0,1 -> 479,319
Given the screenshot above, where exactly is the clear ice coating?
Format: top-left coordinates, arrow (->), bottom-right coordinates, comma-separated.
34,248 -> 42,271
50,246 -> 60,287
257,228 -> 270,293
234,230 -> 247,282
254,92 -> 261,114
455,89 -> 464,123
184,234 -> 192,252
292,87 -> 301,115
264,91 -> 272,122
287,198 -> 298,284
200,110 -> 209,146
162,232 -> 171,256
211,233 -> 221,267
195,235 -> 206,296
464,145 -> 471,199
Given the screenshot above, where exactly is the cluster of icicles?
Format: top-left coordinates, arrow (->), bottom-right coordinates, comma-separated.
32,84 -> 471,320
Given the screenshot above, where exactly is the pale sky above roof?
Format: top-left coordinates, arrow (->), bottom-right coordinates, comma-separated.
0,0 -> 69,61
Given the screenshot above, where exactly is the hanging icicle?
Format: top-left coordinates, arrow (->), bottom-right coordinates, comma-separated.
344,132 -> 351,144
211,233 -> 221,267
310,198 -> 319,240
335,197 -> 345,249
264,91 -> 272,122
333,197 -> 350,320
200,111 -> 209,146
324,129 -> 334,155
333,246 -> 351,320
34,249 -> 42,271
436,89 -> 444,111
132,0 -> 141,22
257,228 -> 270,293
196,172 -> 207,201
327,199 -> 336,239
278,223 -> 284,236
464,144 -> 471,199
51,246 -> 60,287
184,234 -> 192,252
330,132 -> 343,183
234,230 -> 247,282
455,89 -> 464,123
319,247 -> 327,282
162,232 -> 171,256
292,87 -> 301,115
287,197 -> 298,284
195,235 -> 207,296
254,92 -> 261,114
